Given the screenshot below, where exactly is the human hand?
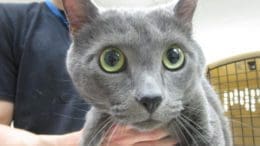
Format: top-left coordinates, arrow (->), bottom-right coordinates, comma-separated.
39,130 -> 82,146
50,130 -> 83,146
101,125 -> 177,146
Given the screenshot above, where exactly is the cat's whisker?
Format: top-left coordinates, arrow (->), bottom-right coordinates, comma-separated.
182,105 -> 205,113
88,117 -> 113,146
180,114 -> 209,141
171,122 -> 181,145
180,114 -> 206,133
71,106 -> 90,112
88,119 -> 112,145
53,113 -> 86,121
100,120 -> 116,145
175,120 -> 190,146
177,118 -> 198,146
55,79 -> 74,82
179,116 -> 210,145
74,102 -> 88,105
118,123 -> 127,135
68,102 -> 90,105
106,124 -> 120,146
183,105 -> 203,111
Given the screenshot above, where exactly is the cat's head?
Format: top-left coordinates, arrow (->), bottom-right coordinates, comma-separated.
64,0 -> 205,130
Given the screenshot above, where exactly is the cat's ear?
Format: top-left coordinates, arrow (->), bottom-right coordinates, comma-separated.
173,0 -> 198,28
62,0 -> 99,34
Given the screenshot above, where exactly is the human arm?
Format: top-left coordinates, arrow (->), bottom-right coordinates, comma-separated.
0,100 -> 13,125
0,123 -> 82,146
0,99 -> 81,146
0,100 -> 40,145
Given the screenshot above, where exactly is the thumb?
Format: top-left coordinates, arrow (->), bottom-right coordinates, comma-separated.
57,130 -> 83,146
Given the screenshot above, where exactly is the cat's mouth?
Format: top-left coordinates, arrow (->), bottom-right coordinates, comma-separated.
132,119 -> 162,131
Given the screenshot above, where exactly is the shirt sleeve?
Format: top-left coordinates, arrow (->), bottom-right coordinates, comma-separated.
0,5 -> 17,102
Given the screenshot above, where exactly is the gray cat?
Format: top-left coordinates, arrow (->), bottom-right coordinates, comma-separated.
62,0 -> 232,145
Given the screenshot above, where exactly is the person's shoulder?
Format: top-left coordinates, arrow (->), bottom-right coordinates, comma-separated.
0,2 -> 44,13
0,2 -> 52,56
0,2 -> 49,22
0,2 -> 52,33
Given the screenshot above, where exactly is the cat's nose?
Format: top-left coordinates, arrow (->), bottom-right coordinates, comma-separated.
137,96 -> 162,113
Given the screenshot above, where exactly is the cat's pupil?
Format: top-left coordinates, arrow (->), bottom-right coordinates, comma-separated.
104,50 -> 120,66
167,48 -> 180,64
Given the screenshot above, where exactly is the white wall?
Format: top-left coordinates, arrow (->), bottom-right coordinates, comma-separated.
194,0 -> 260,64
1,0 -> 259,64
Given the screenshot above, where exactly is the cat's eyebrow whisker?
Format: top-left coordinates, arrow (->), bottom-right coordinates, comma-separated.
88,117 -> 113,146
177,118 -> 199,146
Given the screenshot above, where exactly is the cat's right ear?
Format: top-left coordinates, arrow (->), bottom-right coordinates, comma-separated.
173,0 -> 198,29
62,0 -> 99,34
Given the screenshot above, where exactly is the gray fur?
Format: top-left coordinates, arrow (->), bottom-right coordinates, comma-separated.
64,0 -> 232,145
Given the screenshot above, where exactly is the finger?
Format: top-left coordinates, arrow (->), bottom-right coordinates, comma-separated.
103,125 -> 170,145
109,128 -> 169,144
130,128 -> 169,143
133,137 -> 178,146
104,125 -> 168,146
102,125 -> 130,145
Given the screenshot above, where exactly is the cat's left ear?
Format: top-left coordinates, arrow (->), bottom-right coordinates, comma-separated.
173,0 -> 198,29
62,0 -> 99,34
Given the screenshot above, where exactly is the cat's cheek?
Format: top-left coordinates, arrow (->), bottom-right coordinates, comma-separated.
162,66 -> 196,91
112,103 -> 149,124
153,100 -> 183,122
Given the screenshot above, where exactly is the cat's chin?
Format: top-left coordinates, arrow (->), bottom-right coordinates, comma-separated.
131,119 -> 163,131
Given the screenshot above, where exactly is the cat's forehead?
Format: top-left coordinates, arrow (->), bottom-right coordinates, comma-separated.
75,5 -> 193,56
78,9 -> 186,49
98,8 -> 177,31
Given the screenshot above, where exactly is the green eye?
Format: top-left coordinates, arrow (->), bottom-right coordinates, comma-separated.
162,45 -> 185,71
99,48 -> 125,73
